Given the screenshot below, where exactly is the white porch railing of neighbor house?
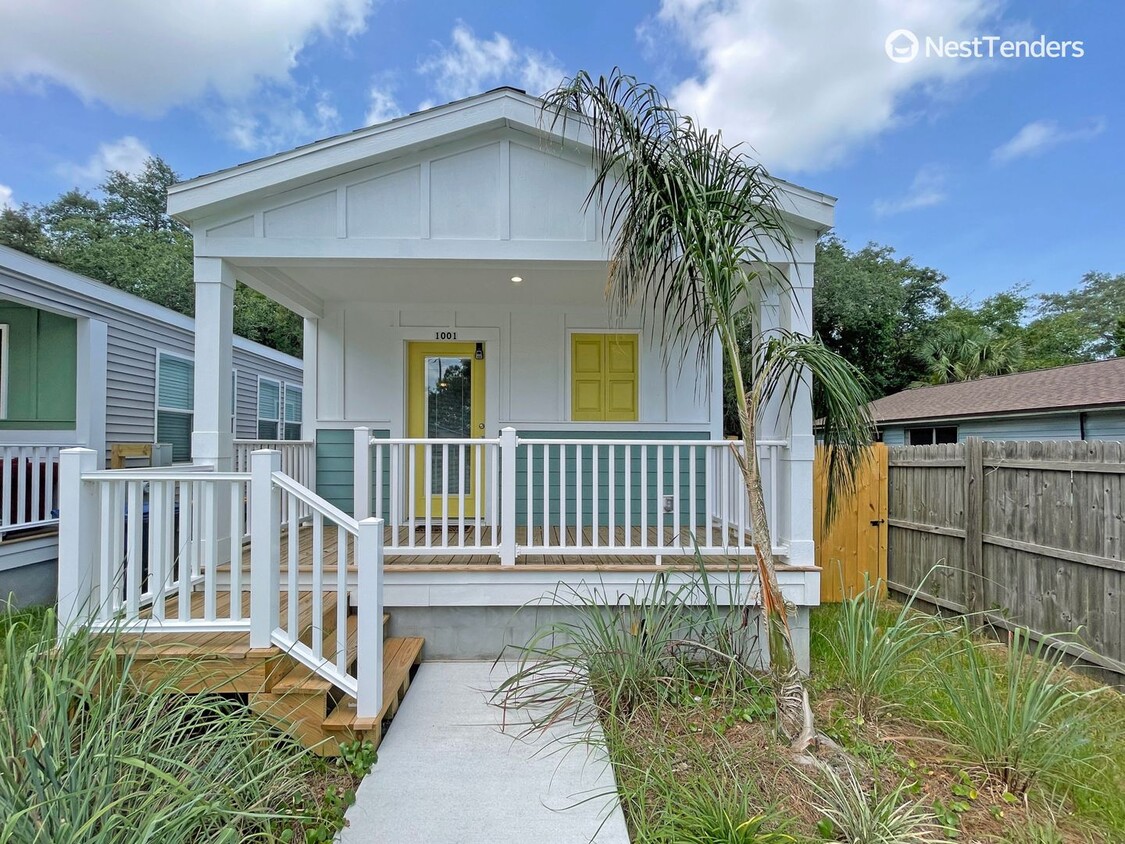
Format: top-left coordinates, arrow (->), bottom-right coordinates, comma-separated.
354,427 -> 786,564
56,448 -> 384,720
234,439 -> 315,526
1,444 -> 63,533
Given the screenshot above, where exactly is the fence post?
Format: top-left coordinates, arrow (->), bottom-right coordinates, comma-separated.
963,437 -> 984,615
353,427 -> 371,521
499,427 -> 518,566
57,448 -> 99,639
250,449 -> 281,649
356,517 -> 384,721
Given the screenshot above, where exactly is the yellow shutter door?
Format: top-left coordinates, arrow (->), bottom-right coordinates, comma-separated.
572,334 -> 605,420
604,334 -> 638,421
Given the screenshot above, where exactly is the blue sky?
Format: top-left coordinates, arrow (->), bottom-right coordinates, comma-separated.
0,0 -> 1121,302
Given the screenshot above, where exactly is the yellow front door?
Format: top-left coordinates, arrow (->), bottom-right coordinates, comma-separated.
406,342 -> 486,518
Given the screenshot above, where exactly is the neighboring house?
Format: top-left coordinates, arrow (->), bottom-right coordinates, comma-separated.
872,358 -> 1125,445
0,244 -> 303,604
54,88 -> 834,742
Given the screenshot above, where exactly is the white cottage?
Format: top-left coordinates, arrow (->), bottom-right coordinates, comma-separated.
56,89 -> 835,747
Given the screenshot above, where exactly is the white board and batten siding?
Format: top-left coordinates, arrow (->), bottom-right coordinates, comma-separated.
312,301 -> 717,436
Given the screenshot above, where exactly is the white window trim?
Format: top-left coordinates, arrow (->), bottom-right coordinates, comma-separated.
231,368 -> 238,435
154,348 -> 194,462
0,323 -> 9,419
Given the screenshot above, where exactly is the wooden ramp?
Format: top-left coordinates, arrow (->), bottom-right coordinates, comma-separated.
102,592 -> 422,755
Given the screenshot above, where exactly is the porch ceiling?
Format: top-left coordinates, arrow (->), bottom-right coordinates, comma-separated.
232,258 -> 615,308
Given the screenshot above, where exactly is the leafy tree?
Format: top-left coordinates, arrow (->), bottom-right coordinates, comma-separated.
544,70 -> 872,750
0,206 -> 50,257
1,156 -> 302,358
1038,271 -> 1125,359
812,237 -> 950,403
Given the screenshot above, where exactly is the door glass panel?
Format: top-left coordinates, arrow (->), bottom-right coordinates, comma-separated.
425,356 -> 472,494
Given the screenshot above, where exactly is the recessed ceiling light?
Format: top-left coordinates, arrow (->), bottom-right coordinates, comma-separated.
510,275 -> 523,283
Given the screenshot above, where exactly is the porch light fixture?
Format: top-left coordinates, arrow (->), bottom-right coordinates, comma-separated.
510,275 -> 522,283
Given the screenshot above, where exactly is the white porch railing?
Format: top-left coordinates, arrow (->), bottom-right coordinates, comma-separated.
1,444 -> 63,533
354,427 -> 786,564
234,439 -> 314,526
56,448 -> 384,720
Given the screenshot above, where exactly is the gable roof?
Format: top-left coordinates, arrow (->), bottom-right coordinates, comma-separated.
870,358 -> 1125,425
167,87 -> 836,231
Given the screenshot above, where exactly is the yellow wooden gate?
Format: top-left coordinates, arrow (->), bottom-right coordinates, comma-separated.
814,443 -> 888,602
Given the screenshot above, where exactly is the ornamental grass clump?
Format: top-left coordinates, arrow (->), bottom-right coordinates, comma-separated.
829,577 -> 935,721
808,766 -> 953,844
932,623 -> 1099,795
493,566 -> 761,732
0,608 -> 311,843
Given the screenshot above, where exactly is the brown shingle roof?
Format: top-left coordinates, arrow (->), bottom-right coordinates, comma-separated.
870,358 -> 1125,424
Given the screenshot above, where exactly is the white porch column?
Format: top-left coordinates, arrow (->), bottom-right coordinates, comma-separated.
755,265 -> 815,566
192,257 -> 236,470
780,264 -> 815,566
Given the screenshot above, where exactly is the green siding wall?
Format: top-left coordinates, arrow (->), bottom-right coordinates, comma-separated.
0,301 -> 77,430
315,428 -> 391,516
315,428 -> 713,524
515,430 -> 709,527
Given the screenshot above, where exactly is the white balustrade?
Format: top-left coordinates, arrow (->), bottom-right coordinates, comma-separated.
56,446 -> 384,720
358,433 -> 503,557
354,428 -> 788,562
0,444 -> 63,532
234,439 -> 314,527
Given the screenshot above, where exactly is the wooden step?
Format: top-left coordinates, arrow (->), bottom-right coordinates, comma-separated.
271,614 -> 359,694
323,636 -> 424,734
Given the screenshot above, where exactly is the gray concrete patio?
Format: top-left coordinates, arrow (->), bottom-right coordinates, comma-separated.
338,660 -> 631,843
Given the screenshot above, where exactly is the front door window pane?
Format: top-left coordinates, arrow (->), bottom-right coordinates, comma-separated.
425,356 -> 472,494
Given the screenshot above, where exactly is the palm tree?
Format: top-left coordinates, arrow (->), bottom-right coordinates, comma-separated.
543,71 -> 873,748
918,323 -> 1024,384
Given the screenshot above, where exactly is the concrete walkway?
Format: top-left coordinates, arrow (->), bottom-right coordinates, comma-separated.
339,661 -> 631,843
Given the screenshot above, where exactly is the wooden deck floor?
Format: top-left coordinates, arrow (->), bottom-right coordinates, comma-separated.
245,524 -> 759,570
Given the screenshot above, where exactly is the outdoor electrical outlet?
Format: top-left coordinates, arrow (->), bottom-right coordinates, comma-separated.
663,495 -> 674,513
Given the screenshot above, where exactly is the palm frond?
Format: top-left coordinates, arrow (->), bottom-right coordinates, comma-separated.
750,331 -> 874,526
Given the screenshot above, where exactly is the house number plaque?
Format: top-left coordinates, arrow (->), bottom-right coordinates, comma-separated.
435,331 -> 457,340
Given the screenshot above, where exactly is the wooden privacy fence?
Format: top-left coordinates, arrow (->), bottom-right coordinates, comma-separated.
886,439 -> 1125,681
814,444 -> 888,602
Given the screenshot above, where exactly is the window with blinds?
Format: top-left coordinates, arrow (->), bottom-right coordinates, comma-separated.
156,351 -> 194,462
257,377 -> 280,440
284,384 -> 302,440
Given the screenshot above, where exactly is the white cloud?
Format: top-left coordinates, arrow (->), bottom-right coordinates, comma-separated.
216,86 -> 342,152
365,82 -> 402,125
655,0 -> 1001,171
0,0 -> 371,115
991,117 -> 1106,164
418,23 -> 565,101
873,165 -> 948,216
58,136 -> 152,185
0,184 -> 14,210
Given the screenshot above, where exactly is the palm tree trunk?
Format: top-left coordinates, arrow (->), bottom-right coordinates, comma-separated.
721,324 -> 815,747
